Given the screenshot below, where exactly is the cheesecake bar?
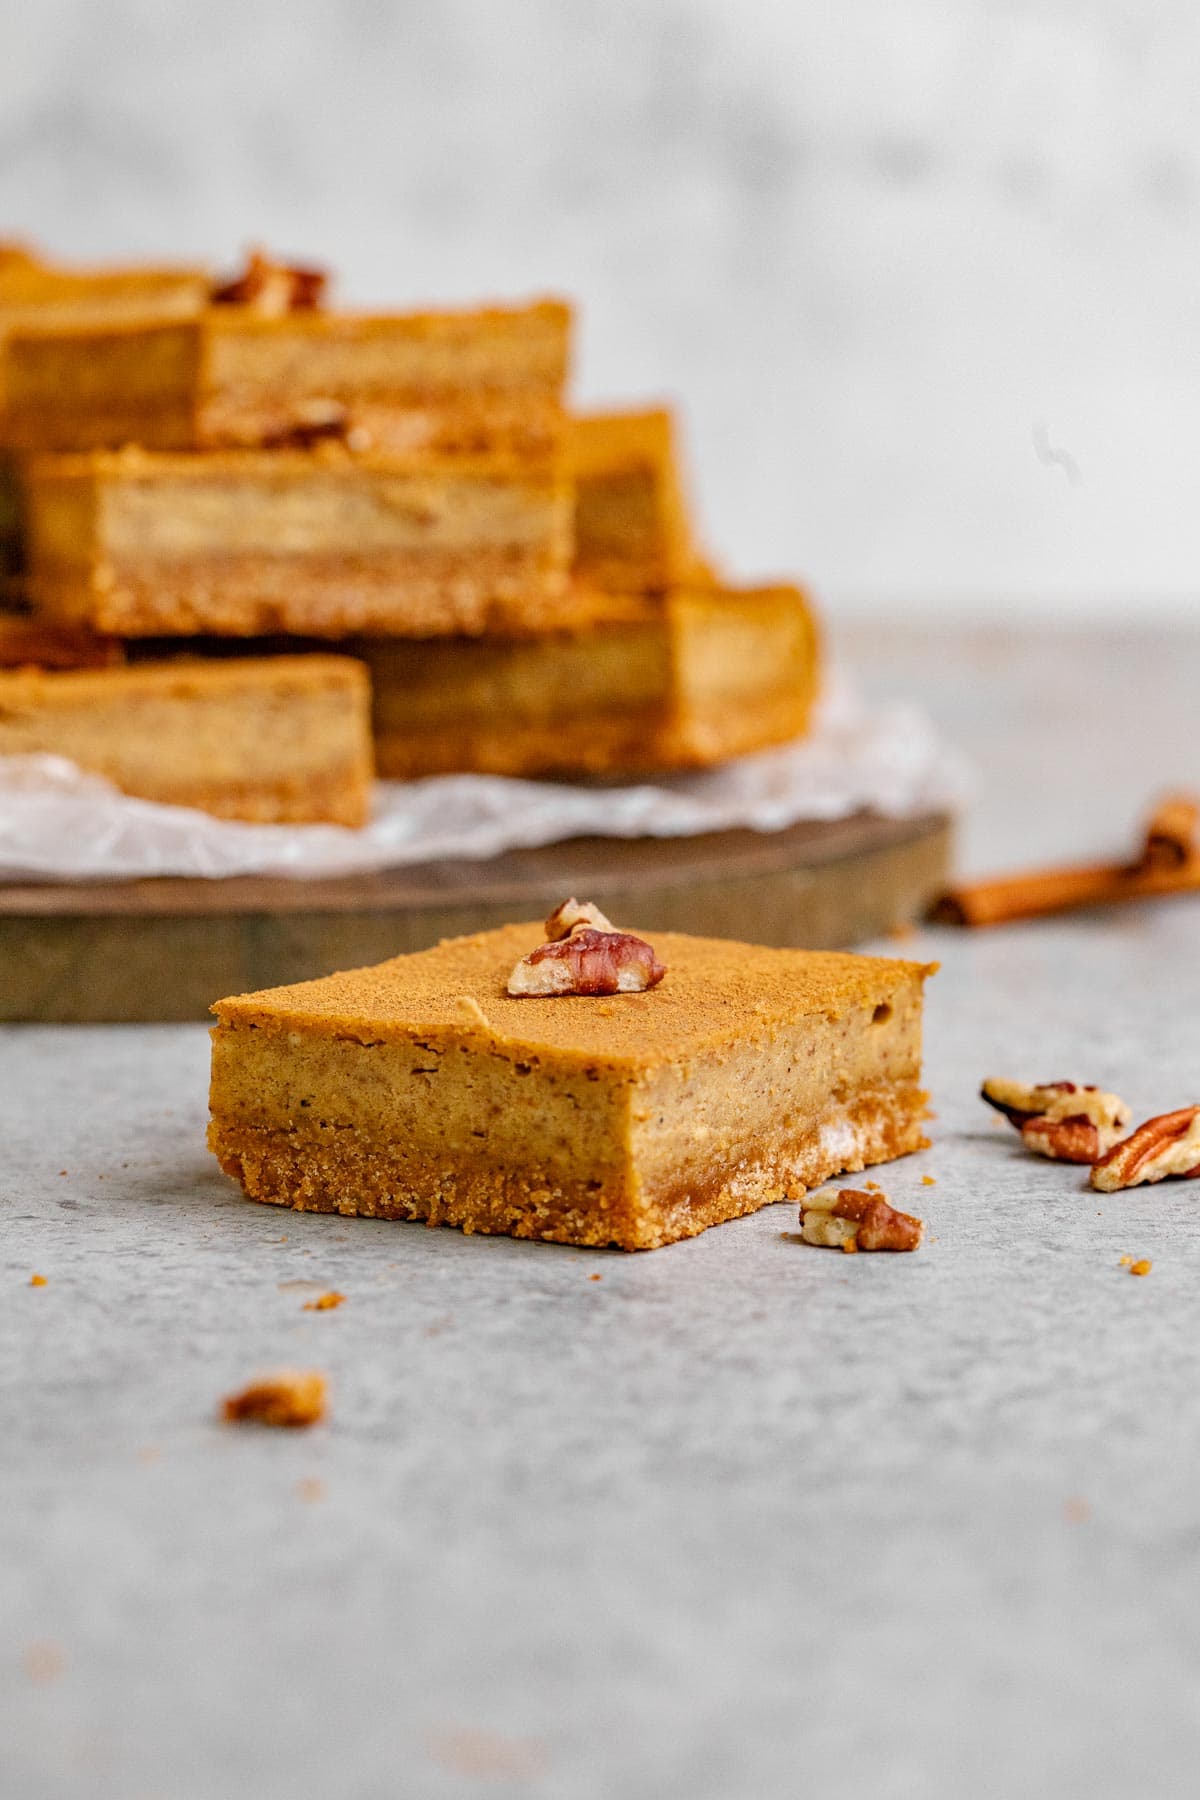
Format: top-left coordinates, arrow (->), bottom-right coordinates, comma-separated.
0,250 -> 211,565
571,408 -> 712,593
21,445 -> 573,638
0,654 -> 372,823
362,581 -> 820,778
208,922 -> 935,1250
0,247 -> 208,334
0,248 -> 209,414
2,298 -> 570,459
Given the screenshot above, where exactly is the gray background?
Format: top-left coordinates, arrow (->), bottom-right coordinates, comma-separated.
4,0 -> 1200,615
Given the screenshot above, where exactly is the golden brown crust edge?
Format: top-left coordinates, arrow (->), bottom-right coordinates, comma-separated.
27,550 -> 573,639
208,1086 -> 929,1252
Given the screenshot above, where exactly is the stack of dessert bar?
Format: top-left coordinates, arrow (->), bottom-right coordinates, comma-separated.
0,241 -> 820,830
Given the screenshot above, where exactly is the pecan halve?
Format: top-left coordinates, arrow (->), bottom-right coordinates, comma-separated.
981,1077 -> 1078,1128
544,897 -> 616,940
981,1077 -> 1131,1162
1020,1115 -> 1107,1164
1091,1107 -> 1200,1192
799,1188 -> 923,1253
211,249 -> 328,315
507,927 -> 666,997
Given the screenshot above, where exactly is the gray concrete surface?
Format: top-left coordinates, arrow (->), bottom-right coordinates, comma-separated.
3,626 -> 1200,1800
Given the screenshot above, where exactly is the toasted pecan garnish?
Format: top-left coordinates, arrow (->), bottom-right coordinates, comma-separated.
981,1078 -> 1131,1163
508,928 -> 665,997
799,1188 -> 923,1253
221,1370 -> 327,1428
508,899 -> 666,997
211,248 -> 327,314
1091,1107 -> 1200,1192
544,897 -> 616,940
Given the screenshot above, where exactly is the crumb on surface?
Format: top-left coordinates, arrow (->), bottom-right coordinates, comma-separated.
589,1273 -> 602,1282
221,1370 -> 327,1428
427,1728 -> 547,1781
24,1641 -> 65,1684
922,1175 -> 937,1186
29,1273 -> 47,1287
1130,1258 -> 1152,1277
303,1290 -> 345,1311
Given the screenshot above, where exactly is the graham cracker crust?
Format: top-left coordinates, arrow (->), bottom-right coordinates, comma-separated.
152,762 -> 370,825
38,549 -> 571,638
208,1087 -> 929,1252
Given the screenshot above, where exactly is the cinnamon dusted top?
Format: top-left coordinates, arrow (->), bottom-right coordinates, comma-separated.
212,925 -> 937,1069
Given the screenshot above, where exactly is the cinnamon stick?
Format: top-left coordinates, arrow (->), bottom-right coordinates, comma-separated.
930,860 -> 1200,928
931,790 -> 1200,927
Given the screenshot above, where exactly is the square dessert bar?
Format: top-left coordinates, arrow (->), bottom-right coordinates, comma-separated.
360,581 -> 820,778
21,446 -> 573,638
570,408 -> 713,594
0,250 -> 209,388
208,925 -> 935,1250
0,250 -> 210,566
0,654 -> 372,824
2,298 -> 570,459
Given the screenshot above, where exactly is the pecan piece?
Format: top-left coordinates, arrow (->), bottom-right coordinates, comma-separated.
980,1077 -> 1131,1163
799,1188 -> 923,1253
221,1369 -> 327,1428
211,248 -> 327,315
544,897 -> 616,940
507,927 -> 666,997
1020,1115 -> 1109,1163
1091,1107 -> 1200,1192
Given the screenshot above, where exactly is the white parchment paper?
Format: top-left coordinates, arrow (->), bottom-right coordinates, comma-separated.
0,679 -> 968,883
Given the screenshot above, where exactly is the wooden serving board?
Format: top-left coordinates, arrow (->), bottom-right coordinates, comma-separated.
0,810 -> 950,1022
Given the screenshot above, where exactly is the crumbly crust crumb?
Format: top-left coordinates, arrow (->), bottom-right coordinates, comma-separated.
221,1370 -> 327,1427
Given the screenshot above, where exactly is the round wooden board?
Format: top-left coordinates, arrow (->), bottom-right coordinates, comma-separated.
0,810 -> 951,1022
